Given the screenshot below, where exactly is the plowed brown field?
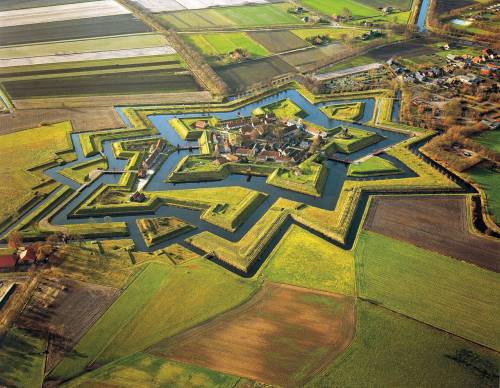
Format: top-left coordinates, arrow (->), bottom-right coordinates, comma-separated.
150,283 -> 355,386
364,195 -> 500,272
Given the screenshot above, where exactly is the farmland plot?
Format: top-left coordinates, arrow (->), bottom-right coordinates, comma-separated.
216,56 -> 295,92
0,0 -> 130,27
363,195 -> 500,271
3,69 -> 201,98
159,3 -> 302,30
131,0 -> 269,12
0,47 -> 176,68
356,230 -> 500,350
0,14 -> 151,46
152,283 -> 356,386
0,33 -> 168,59
248,30 -> 310,53
0,0 -> 94,12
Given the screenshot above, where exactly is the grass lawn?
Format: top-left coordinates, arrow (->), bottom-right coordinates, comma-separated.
0,327 -> 46,387
65,352 -> 241,387
308,301 -> 500,388
51,263 -> 171,380
263,224 -> 355,295
466,166 -> 500,223
327,127 -> 383,154
300,0 -> 380,18
347,156 -> 402,177
355,230 -> 500,351
96,259 -> 257,364
320,102 -> 364,121
0,121 -> 74,226
258,98 -> 306,119
473,130 -> 500,153
185,32 -> 269,62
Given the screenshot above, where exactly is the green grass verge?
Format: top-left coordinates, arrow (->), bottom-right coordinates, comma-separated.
465,166 -> 500,223
65,352 -> 240,387
355,230 -> 500,351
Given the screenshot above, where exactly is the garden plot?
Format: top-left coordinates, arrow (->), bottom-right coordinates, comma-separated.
0,46 -> 175,68
131,0 -> 268,12
0,0 -> 130,27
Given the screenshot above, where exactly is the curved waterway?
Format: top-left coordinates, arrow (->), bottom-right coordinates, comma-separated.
416,0 -> 431,32
10,89 -> 430,274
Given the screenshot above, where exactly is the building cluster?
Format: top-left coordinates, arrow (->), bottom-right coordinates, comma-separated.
0,245 -> 52,272
138,139 -> 165,179
389,47 -> 499,90
203,113 -> 326,167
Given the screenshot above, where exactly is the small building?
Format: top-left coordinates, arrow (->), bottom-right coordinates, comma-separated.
234,147 -> 254,157
224,154 -> 240,163
194,120 -> 207,130
130,191 -> 146,203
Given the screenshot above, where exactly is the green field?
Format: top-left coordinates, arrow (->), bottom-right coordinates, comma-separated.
355,230 -> 500,350
347,156 -> 402,177
66,353 -> 240,387
159,3 -> 302,30
466,166 -> 500,223
51,263 -> 171,380
95,259 -> 256,364
185,32 -> 269,64
308,301 -> 500,387
300,0 -> 381,18
263,224 -> 355,295
0,328 -> 46,387
473,130 -> 500,153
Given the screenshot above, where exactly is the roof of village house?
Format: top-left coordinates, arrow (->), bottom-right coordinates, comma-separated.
258,150 -> 280,158
0,255 -> 16,268
235,147 -> 252,155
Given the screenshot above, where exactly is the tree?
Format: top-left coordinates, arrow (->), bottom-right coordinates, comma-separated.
7,231 -> 23,249
340,7 -> 352,20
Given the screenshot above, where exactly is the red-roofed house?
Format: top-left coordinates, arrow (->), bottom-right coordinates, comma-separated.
0,255 -> 17,272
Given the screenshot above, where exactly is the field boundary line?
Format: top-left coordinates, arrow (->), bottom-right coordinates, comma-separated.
359,297 -> 499,353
